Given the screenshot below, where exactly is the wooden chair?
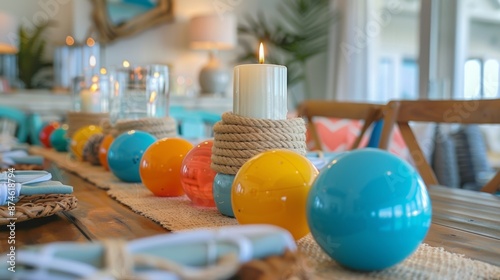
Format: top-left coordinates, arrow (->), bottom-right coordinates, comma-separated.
297,100 -> 394,151
0,105 -> 28,142
382,99 -> 500,193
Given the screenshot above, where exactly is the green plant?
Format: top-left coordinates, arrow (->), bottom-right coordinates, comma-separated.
18,22 -> 53,89
238,0 -> 334,100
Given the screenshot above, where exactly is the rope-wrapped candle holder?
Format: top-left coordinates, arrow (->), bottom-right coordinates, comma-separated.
103,64 -> 175,140
102,117 -> 178,139
66,111 -> 110,138
211,112 -> 306,175
211,112 -> 307,217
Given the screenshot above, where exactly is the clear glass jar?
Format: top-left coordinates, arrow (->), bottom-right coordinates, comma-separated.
109,64 -> 170,123
72,69 -> 110,113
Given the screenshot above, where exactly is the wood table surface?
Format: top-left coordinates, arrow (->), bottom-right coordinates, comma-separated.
1,161 -> 499,267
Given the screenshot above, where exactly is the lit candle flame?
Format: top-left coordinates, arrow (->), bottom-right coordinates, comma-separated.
89,55 -> 96,67
86,37 -> 95,47
65,36 -> 74,46
149,91 -> 157,104
90,83 -> 98,92
123,60 -> 130,68
259,42 -> 265,64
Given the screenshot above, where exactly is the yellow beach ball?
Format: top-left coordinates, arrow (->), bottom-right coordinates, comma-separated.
231,149 -> 319,240
70,125 -> 102,161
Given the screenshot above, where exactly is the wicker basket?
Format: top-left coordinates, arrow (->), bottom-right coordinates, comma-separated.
0,164 -> 44,172
0,194 -> 77,225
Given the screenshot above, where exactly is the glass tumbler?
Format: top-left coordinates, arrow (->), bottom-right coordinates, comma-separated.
110,64 -> 170,124
72,70 -> 111,113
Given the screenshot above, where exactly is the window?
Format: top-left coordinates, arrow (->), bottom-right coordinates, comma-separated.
377,57 -> 395,101
464,58 -> 500,99
464,59 -> 481,99
401,58 -> 419,100
377,57 -> 419,101
483,59 -> 499,98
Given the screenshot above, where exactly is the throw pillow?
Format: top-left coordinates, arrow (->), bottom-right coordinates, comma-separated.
451,125 -> 493,191
305,118 -> 368,152
432,126 -> 460,188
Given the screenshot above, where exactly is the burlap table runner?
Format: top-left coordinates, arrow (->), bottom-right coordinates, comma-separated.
29,146 -> 500,279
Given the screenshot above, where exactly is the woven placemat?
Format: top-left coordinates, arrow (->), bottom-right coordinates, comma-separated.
0,164 -> 43,172
28,147 -> 500,279
0,194 -> 77,225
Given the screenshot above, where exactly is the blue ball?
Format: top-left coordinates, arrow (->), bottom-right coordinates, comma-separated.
212,173 -> 235,217
49,126 -> 69,152
307,148 -> 432,271
108,131 -> 157,182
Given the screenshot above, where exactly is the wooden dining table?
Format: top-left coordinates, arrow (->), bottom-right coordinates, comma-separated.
1,160 -> 499,269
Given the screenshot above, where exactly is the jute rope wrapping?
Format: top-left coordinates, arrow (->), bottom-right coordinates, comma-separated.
66,111 -> 110,138
211,112 -> 307,175
102,117 -> 178,139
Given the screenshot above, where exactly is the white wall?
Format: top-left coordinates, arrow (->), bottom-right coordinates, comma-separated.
0,0 -> 74,59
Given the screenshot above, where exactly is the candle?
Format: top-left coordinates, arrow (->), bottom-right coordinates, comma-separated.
233,43 -> 287,120
89,55 -> 96,72
80,76 -> 101,112
82,37 -> 100,76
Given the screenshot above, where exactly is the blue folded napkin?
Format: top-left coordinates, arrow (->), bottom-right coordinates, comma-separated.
0,149 -> 43,167
9,155 -> 44,165
0,224 -> 296,280
0,170 -> 52,184
0,171 -> 73,205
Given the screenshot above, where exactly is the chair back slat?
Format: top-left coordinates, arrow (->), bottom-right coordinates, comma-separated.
394,100 -> 500,124
384,100 -> 500,193
297,100 -> 393,151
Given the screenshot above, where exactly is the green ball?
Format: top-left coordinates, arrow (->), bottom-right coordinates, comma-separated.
49,125 -> 69,152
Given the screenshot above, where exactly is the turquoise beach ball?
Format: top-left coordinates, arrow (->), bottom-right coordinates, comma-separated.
108,131 -> 157,182
49,125 -> 69,152
307,148 -> 432,271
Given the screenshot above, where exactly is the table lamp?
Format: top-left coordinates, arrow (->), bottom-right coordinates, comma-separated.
189,14 -> 236,96
0,12 -> 17,54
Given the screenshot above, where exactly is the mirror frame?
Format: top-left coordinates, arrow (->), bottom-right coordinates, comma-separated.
91,0 -> 174,43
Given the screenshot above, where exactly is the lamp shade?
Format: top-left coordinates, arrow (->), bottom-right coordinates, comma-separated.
0,12 -> 18,54
189,14 -> 236,50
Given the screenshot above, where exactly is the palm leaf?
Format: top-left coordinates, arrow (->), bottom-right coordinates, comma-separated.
17,22 -> 54,88
237,0 -> 334,99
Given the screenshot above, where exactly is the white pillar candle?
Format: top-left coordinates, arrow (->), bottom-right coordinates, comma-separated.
233,43 -> 287,120
80,79 -> 101,113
